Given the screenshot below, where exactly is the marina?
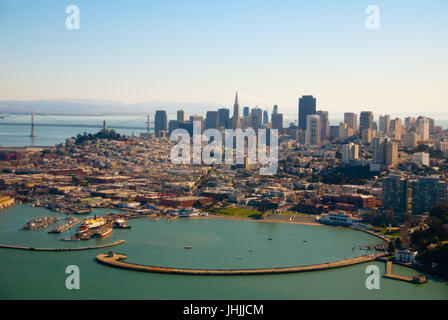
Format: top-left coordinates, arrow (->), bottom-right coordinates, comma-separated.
0,204 -> 446,299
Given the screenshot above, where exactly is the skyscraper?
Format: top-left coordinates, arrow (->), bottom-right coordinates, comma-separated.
218,108 -> 230,129
271,112 -> 283,134
154,110 -> 167,137
263,110 -> 268,125
243,106 -> 249,117
231,92 -> 241,129
359,111 -> 374,133
344,112 -> 358,132
379,115 -> 390,135
177,110 -> 185,123
298,95 -> 316,130
205,111 -> 219,130
273,105 -> 278,114
250,107 -> 263,129
316,110 -> 329,141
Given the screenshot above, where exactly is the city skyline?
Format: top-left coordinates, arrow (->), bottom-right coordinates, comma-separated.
0,1 -> 447,114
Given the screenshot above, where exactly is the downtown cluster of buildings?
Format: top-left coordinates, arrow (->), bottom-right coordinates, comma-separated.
1,93 -> 448,228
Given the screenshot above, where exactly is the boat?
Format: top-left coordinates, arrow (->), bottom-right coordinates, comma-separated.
96,224 -> 112,238
81,216 -> 106,229
78,225 -> 89,234
113,218 -> 131,229
184,246 -> 192,249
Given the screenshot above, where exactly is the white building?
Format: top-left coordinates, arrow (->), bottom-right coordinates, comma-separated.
342,143 -> 359,163
395,249 -> 418,263
412,152 -> 430,166
318,211 -> 362,226
306,115 -> 321,145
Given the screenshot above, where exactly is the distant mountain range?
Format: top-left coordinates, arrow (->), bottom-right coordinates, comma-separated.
0,99 -> 227,116
1,99 -> 447,121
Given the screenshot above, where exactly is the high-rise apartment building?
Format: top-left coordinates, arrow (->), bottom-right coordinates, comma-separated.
382,174 -> 410,217
411,176 -> 447,214
316,110 -> 329,141
342,143 -> 359,163
306,114 -> 321,145
417,116 -> 430,140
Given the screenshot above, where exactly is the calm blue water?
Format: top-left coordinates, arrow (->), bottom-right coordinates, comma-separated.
1,114 -> 447,147
0,204 -> 446,299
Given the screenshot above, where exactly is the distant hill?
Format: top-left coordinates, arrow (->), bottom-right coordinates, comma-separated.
0,99 -> 227,116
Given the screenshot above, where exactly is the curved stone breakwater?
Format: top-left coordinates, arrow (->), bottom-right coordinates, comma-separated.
0,240 -> 125,251
96,252 -> 387,276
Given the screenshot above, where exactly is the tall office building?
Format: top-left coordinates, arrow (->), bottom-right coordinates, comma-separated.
271,112 -> 283,134
205,111 -> 219,130
177,110 -> 185,123
273,105 -> 278,114
243,106 -> 249,117
263,110 -> 268,125
359,111 -> 374,134
298,95 -> 316,130
379,115 -> 390,135
316,110 -> 329,141
250,107 -> 263,129
218,108 -> 230,129
411,176 -> 447,214
382,174 -> 409,217
306,114 -> 321,145
231,92 -> 241,129
154,110 -> 167,138
344,112 -> 358,132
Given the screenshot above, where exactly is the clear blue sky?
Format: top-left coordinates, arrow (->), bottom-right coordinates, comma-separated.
0,0 -> 447,115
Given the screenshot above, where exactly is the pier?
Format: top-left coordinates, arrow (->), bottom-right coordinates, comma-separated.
383,260 -> 426,284
0,240 -> 125,251
96,252 -> 387,276
48,218 -> 82,233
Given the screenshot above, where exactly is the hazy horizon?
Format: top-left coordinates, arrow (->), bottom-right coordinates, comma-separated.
0,0 -> 447,115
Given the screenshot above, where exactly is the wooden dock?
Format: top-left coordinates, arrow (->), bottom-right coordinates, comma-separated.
96,252 -> 387,276
383,261 -> 426,284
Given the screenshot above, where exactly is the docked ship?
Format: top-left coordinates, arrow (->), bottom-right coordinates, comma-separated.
96,224 -> 113,238
81,216 -> 106,229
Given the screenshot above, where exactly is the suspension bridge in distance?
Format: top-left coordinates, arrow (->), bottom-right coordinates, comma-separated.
0,122 -> 153,131
0,113 -> 155,135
